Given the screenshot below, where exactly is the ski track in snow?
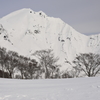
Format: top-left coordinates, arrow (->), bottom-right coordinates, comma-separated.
0,77 -> 100,100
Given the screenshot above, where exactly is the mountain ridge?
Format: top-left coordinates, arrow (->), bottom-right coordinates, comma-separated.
0,8 -> 100,70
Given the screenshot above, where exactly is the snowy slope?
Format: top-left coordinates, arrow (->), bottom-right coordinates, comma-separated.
0,77 -> 100,100
0,8 -> 100,70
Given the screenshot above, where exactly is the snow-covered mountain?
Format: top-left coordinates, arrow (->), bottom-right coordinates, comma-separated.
0,8 -> 100,70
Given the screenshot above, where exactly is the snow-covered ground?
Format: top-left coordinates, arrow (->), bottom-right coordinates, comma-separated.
0,77 -> 100,100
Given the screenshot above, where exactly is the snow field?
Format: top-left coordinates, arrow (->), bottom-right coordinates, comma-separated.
0,77 -> 100,100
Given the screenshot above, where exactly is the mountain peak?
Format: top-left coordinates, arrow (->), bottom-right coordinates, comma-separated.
1,8 -> 33,20
0,9 -> 100,70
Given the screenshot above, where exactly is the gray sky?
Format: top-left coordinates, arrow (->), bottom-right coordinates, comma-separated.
0,0 -> 100,35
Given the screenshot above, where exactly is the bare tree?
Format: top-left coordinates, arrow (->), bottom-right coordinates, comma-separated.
17,55 -> 27,79
33,49 -> 60,79
6,51 -> 19,78
0,47 -> 7,78
73,53 -> 100,77
27,59 -> 39,79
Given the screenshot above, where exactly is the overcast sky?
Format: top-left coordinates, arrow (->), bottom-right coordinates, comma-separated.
0,0 -> 100,35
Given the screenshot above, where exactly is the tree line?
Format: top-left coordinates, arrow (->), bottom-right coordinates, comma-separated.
62,53 -> 100,78
0,46 -> 100,79
0,47 -> 60,79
